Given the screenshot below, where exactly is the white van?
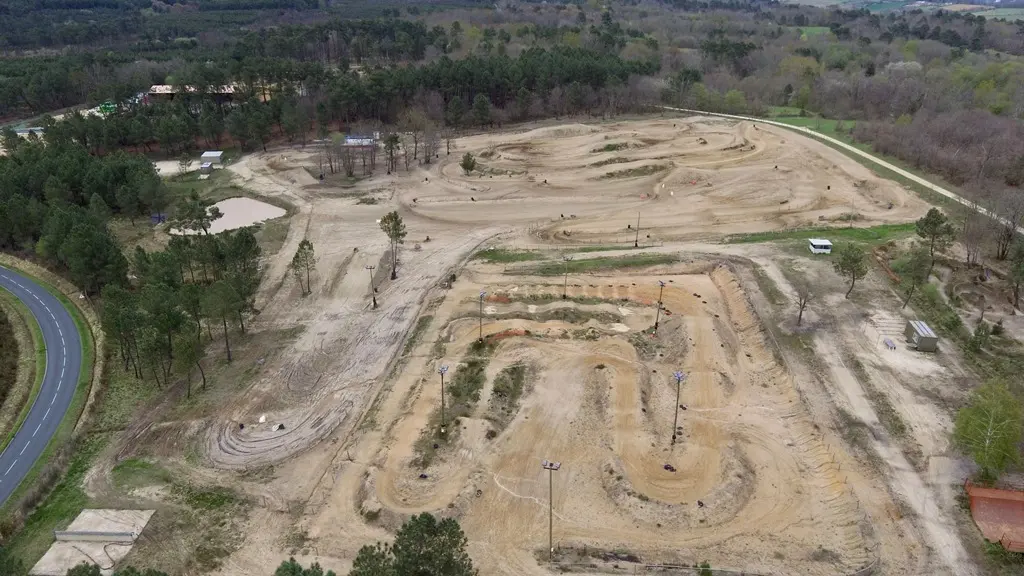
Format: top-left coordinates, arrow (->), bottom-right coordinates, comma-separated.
808,238 -> 832,254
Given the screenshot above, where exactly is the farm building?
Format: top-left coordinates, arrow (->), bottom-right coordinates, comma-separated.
904,320 -> 938,352
201,151 -> 224,167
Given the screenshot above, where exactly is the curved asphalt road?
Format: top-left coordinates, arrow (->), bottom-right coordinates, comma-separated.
0,265 -> 82,506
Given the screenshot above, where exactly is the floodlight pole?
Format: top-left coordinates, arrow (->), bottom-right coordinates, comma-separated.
365,265 -> 377,309
541,459 -> 561,561
562,256 -> 574,299
438,365 -> 449,433
672,371 -> 686,445
634,212 -> 641,248
654,280 -> 665,331
479,291 -> 487,342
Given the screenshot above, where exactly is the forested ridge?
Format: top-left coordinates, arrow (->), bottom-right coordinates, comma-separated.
0,0 -> 1023,298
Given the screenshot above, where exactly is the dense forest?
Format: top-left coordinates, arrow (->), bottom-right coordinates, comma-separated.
2,0 -> 1024,275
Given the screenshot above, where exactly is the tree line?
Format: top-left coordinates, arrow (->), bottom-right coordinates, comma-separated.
32,44 -> 657,158
2,512 -> 477,575
103,194 -> 261,394
0,136 -> 167,295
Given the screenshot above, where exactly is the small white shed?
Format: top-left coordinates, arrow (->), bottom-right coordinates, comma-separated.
200,151 -> 224,167
808,238 -> 832,254
905,320 -> 939,352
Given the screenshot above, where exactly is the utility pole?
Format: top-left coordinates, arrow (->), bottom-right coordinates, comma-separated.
541,459 -> 561,561
479,290 -> 487,342
672,371 -> 686,444
438,365 -> 449,434
562,255 -> 574,299
634,212 -> 641,248
654,280 -> 665,331
365,265 -> 377,309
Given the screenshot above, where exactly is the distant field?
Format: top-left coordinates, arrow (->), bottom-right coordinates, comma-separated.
971,7 -> 1024,18
863,1 -> 911,11
793,26 -> 831,38
943,3 -> 982,11
766,106 -> 805,118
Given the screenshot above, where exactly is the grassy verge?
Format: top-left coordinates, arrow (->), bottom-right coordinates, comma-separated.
591,143 -> 628,153
472,248 -> 542,263
726,223 -> 916,245
488,364 -> 529,428
111,458 -> 174,490
509,293 -> 611,306
0,268 -> 95,566
751,265 -> 786,308
571,245 -> 648,253
402,315 -> 433,357
598,164 -> 667,179
0,291 -> 45,455
524,254 -> 677,276
590,157 -> 632,167
413,339 -> 494,468
2,433 -> 107,563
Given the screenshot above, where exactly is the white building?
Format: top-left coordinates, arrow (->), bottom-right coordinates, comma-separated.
201,151 -> 224,167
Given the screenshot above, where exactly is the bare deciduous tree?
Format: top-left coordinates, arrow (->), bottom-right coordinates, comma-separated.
960,210 -> 989,267
794,279 -> 813,326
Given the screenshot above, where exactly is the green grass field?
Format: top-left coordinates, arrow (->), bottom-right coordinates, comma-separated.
765,106 -> 805,118
525,253 -> 678,276
971,8 -> 1024,18
726,223 -> 916,245
864,1 -> 911,12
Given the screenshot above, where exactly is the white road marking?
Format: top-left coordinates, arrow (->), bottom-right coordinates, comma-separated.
1,271 -> 83,488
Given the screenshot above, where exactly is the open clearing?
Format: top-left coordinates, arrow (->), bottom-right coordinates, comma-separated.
93,115 -> 980,576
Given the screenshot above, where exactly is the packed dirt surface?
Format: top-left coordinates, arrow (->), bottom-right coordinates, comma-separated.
202,115 -> 928,469
121,114 -> 974,575
413,117 -> 926,243
365,264 -> 872,575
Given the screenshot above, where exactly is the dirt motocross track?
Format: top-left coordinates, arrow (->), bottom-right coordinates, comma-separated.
193,116 -> 934,575
369,266 -> 872,575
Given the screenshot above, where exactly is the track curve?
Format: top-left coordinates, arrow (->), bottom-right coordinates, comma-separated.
0,265 -> 83,506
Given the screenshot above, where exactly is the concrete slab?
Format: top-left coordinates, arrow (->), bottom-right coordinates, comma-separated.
30,509 -> 155,576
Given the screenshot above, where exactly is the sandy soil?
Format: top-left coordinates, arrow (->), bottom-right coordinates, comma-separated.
359,265 -> 873,575
408,117 -> 925,244
107,115 -> 978,576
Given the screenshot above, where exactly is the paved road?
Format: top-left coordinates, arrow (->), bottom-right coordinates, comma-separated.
0,266 -> 83,506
